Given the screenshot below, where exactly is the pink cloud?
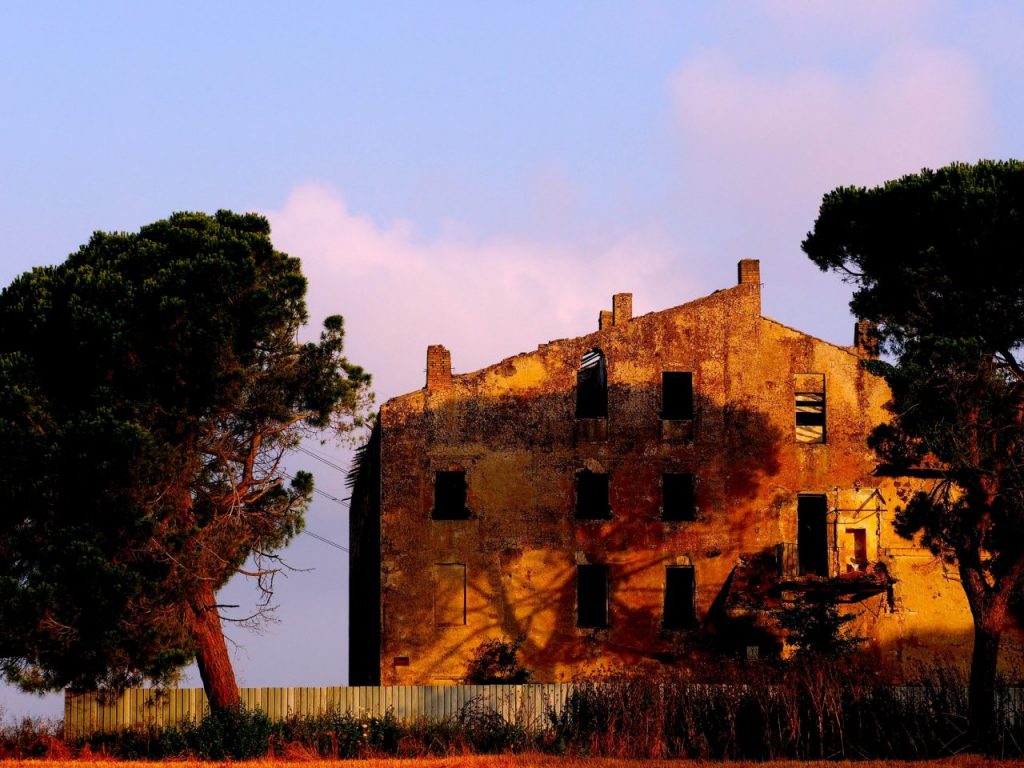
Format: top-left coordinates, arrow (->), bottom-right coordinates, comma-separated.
752,0 -> 938,44
671,45 -> 993,226
265,184 -> 688,402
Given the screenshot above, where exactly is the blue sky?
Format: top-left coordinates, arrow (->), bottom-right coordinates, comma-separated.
2,1 -> 1022,718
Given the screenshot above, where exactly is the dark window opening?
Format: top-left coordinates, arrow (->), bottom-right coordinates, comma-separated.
577,564 -> 609,628
795,374 -> 825,443
663,565 -> 696,629
575,470 -> 610,520
797,495 -> 829,577
432,471 -> 468,520
661,371 -> 694,420
576,349 -> 608,419
662,473 -> 696,521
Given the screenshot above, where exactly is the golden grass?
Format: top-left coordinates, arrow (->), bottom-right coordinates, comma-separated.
0,756 -> 1021,768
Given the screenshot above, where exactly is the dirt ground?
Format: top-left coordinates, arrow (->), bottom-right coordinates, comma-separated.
0,755 -> 1020,768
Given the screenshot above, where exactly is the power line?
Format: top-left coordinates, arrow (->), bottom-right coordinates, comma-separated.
278,470 -> 351,552
296,445 -> 348,474
281,470 -> 350,506
302,528 -> 349,553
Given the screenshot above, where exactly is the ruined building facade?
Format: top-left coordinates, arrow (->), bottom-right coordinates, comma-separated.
349,260 -> 1004,685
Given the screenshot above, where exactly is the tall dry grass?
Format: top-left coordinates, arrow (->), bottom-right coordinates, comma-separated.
7,658 -> 1023,761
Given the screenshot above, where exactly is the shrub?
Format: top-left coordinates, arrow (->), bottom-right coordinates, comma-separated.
464,635 -> 532,684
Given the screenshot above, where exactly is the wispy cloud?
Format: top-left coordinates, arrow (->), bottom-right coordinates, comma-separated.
266,184 -> 688,400
672,44 -> 991,225
668,30 -> 995,335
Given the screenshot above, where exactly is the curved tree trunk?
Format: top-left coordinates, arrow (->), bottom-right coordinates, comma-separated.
961,559 -> 1012,752
186,580 -> 240,712
968,620 -> 1001,748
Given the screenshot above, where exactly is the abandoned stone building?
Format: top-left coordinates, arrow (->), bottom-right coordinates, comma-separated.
349,259 -> 1015,686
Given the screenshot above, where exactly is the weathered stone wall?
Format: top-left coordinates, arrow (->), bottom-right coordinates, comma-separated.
351,262 -> 1018,686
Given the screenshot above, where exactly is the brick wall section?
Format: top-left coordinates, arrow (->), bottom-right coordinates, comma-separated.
738,259 -> 760,286
426,344 -> 452,390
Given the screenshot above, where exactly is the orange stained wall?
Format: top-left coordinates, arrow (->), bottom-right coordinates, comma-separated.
356,261 -> 1007,685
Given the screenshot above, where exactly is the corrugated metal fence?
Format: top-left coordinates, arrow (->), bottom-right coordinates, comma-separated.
65,683 -> 1024,741
64,684 -> 573,739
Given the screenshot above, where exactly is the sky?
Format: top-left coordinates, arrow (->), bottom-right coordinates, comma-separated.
1,0 -> 1022,719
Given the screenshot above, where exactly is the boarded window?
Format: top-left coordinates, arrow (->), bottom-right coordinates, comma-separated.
432,471 -> 468,520
576,349 -> 608,419
797,495 -> 829,577
576,470 -> 611,520
577,564 -> 609,628
662,473 -> 696,521
795,373 -> 825,443
435,563 -> 466,625
663,565 -> 696,629
661,371 -> 694,419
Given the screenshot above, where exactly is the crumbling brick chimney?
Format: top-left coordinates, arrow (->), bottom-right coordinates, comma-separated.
738,259 -> 760,286
854,319 -> 880,359
598,310 -> 613,331
612,293 -> 632,326
426,344 -> 452,390
737,259 -> 761,317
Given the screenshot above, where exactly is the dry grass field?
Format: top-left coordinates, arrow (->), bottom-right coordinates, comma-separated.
0,756 -> 1021,768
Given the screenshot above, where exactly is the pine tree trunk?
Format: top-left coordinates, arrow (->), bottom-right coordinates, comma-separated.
968,618 -> 1001,749
186,580 -> 240,712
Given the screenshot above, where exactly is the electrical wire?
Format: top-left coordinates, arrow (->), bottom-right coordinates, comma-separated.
277,470 -> 351,553
302,528 -> 349,553
296,445 -> 349,474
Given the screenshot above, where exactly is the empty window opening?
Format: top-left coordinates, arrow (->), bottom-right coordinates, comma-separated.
576,470 -> 611,520
576,349 -> 608,419
797,495 -> 829,577
847,529 -> 868,571
434,563 -> 466,626
795,373 -> 825,443
577,564 -> 609,628
662,371 -> 694,420
663,565 -> 696,629
432,471 -> 468,520
662,473 -> 696,521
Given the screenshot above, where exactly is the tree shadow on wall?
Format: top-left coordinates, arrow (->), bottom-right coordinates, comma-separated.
352,381 -> 789,683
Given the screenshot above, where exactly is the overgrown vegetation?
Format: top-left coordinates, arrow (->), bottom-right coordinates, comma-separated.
8,661 -> 1015,760
777,595 -> 866,657
464,636 -> 533,684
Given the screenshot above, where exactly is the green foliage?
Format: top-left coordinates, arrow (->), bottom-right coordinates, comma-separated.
0,210 -> 371,693
803,159 -> 1024,741
777,596 -> 865,658
192,705 -> 273,760
463,635 -> 532,684
803,159 -> 1024,591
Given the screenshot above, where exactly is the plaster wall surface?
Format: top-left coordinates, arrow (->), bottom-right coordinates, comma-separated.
350,264 -> 1018,685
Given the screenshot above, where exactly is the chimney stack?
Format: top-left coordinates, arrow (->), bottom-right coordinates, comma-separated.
612,293 -> 632,326
598,309 -> 613,331
426,344 -> 452,390
738,259 -> 760,286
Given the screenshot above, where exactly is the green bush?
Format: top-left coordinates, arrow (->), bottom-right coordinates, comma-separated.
192,705 -> 272,760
